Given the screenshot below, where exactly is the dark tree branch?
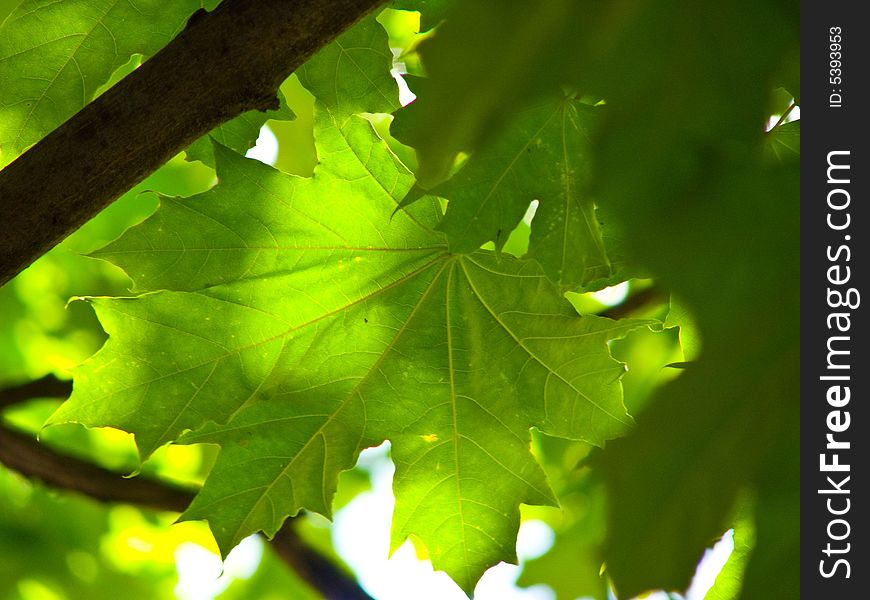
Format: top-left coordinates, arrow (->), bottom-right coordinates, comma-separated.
0,0 -> 386,287
272,526 -> 376,600
0,374 -> 72,410
0,381 -> 373,600
598,286 -> 668,320
0,425 -> 197,511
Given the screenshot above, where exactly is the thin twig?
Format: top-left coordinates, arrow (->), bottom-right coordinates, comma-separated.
771,101 -> 797,130
0,379 -> 373,600
598,286 -> 667,320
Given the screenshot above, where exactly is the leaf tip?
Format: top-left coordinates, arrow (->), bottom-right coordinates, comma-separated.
64,295 -> 91,309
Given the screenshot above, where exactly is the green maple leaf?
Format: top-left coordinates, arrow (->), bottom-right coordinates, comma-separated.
425,94 -> 620,292
389,0 -> 588,186
600,159 -> 799,599
0,0 -> 207,168
52,106 -> 646,593
185,90 -> 294,167
192,9 -> 397,171
296,12 -> 399,118
763,119 -> 799,164
705,510 -> 754,600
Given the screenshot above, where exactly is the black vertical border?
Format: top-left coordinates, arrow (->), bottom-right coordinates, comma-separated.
801,2 -> 869,597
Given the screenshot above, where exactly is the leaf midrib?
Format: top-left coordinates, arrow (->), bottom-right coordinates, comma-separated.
66,253 -> 449,449
209,259 -> 454,544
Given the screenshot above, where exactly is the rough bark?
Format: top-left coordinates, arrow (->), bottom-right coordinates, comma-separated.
0,0 -> 385,287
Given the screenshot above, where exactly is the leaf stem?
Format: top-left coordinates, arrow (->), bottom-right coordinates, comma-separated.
771,101 -> 797,131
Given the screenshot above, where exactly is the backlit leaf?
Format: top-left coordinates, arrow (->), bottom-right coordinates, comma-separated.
763,119 -> 800,164
705,512 -> 755,600
185,90 -> 294,167
390,0 -> 586,186
0,0 -> 204,168
55,106 -> 646,594
429,94 -> 620,291
296,13 -> 399,119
